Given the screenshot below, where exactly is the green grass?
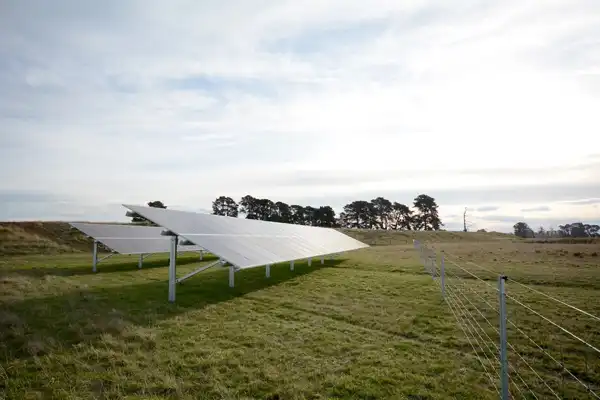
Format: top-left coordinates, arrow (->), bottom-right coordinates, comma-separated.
1,237 -> 599,399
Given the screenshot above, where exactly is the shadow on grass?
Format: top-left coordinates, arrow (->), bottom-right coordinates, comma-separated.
0,259 -> 344,363
6,253 -> 218,277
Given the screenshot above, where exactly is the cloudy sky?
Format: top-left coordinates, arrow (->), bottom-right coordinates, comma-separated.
1,0 -> 599,232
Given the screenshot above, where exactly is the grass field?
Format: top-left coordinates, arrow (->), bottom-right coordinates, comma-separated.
1,230 -> 599,399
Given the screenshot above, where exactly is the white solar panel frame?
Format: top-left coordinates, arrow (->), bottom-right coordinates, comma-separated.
69,222 -> 203,255
122,204 -> 368,269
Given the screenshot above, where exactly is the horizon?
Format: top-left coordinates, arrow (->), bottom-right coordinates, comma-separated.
2,200 -> 598,235
1,1 -> 599,232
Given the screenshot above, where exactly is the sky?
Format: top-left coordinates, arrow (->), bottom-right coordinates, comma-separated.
0,0 -> 599,232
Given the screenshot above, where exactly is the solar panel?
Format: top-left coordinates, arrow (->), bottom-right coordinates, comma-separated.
122,204 -> 369,269
69,222 -> 203,254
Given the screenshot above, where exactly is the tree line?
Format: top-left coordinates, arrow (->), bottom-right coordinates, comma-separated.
128,195 -> 444,230
212,194 -> 443,230
513,221 -> 600,238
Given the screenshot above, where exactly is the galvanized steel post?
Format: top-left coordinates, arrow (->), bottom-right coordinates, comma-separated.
168,235 -> 178,303
92,240 -> 98,273
441,255 -> 445,298
290,260 -> 294,271
229,266 -> 235,287
266,264 -> 271,278
498,275 -> 509,400
138,254 -> 143,269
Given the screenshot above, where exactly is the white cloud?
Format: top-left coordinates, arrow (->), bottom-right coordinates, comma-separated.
0,0 -> 599,227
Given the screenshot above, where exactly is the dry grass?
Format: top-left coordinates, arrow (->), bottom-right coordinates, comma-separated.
340,228 -> 511,246
0,222 -> 95,256
0,231 -> 598,399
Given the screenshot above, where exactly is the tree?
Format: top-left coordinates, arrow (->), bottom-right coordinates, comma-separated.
537,226 -> 546,238
130,200 -> 167,224
389,202 -> 413,230
212,196 -> 239,217
569,222 -> 587,238
342,200 -> 375,229
254,198 -> 277,221
290,205 -> 307,225
513,222 -> 534,238
558,224 -> 571,237
304,206 -> 317,226
413,194 -> 443,231
314,206 -> 337,227
337,212 -> 349,228
586,224 -> 600,237
557,222 -> 600,237
273,201 -> 292,223
370,197 -> 393,229
239,195 -> 259,219
147,201 -> 166,209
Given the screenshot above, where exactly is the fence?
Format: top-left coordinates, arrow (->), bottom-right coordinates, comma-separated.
413,240 -> 600,399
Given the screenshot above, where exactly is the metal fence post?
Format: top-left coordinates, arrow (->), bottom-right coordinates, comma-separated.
498,275 -> 509,400
92,240 -> 98,273
441,255 -> 445,298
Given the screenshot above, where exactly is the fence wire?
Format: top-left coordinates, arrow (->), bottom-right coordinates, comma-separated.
414,240 -> 600,399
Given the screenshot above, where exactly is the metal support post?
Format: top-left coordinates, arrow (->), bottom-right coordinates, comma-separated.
138,254 -> 143,269
266,264 -> 271,278
498,275 -> 509,400
168,235 -> 178,303
320,256 -> 324,264
92,240 -> 98,273
199,250 -> 203,261
290,260 -> 294,271
441,255 -> 445,298
229,266 -> 235,287
308,258 -> 312,267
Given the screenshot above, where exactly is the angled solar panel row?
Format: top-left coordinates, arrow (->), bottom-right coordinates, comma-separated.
123,204 -> 369,269
69,222 -> 203,255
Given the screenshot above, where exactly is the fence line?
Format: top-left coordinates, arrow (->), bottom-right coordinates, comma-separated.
413,240 -> 600,399
438,246 -> 600,324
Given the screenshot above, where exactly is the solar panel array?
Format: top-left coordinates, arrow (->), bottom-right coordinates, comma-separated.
123,204 -> 368,269
69,222 -> 202,255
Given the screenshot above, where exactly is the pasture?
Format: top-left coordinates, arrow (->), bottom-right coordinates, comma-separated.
1,231 -> 599,399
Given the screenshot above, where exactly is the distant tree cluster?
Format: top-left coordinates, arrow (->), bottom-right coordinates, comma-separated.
513,221 -> 600,238
213,195 -> 339,227
129,200 -> 166,225
211,194 -> 443,230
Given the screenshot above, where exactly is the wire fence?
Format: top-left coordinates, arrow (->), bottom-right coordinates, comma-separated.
413,239 -> 600,399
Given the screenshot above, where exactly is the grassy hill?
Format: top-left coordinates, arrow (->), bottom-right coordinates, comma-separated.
0,222 -> 94,256
0,221 -> 513,256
